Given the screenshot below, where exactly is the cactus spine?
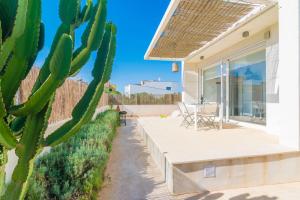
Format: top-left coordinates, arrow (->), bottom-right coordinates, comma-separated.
0,0 -> 116,199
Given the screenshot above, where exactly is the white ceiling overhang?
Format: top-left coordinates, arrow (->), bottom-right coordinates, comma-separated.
144,0 -> 277,61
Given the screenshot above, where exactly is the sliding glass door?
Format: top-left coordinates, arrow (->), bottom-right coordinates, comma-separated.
229,50 -> 266,125
203,65 -> 226,105
203,66 -> 220,103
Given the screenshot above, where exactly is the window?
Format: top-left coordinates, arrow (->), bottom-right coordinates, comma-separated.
229,50 -> 266,125
166,87 -> 172,91
203,65 -> 226,104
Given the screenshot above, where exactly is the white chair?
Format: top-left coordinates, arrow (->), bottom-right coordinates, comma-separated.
178,102 -> 195,128
198,103 -> 218,128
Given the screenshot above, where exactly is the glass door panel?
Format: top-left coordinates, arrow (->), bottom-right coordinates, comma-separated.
203,65 -> 226,116
229,50 -> 266,125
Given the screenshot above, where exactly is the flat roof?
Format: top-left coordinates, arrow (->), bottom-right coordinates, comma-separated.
145,0 -> 276,61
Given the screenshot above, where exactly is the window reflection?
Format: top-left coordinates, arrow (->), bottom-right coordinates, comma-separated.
229,50 -> 266,125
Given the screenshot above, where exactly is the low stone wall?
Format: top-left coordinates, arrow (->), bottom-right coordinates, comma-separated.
172,152 -> 300,194
137,118 -> 300,195
120,105 -> 178,117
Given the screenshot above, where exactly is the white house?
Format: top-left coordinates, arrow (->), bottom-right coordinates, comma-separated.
124,80 -> 178,96
142,0 -> 300,195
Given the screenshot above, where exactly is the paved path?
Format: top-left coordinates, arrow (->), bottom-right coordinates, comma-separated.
98,119 -> 174,200
98,119 -> 300,200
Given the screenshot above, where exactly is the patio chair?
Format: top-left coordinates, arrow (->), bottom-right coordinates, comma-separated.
198,103 -> 218,128
178,102 -> 195,128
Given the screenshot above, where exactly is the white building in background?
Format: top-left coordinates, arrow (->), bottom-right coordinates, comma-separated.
124,80 -> 178,96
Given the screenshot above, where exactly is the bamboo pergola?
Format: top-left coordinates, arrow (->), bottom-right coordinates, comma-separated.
149,0 -> 276,59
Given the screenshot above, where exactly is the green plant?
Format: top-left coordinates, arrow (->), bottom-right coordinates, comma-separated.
0,0 -> 116,199
104,83 -> 121,109
26,110 -> 119,200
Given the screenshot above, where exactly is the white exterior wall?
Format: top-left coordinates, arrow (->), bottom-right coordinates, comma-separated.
265,24 -> 280,135
278,0 -> 300,149
182,23 -> 281,135
182,63 -> 199,104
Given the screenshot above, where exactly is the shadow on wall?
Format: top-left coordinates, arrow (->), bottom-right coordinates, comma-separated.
185,192 -> 277,200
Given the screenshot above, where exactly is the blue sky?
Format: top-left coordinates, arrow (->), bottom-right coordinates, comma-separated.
36,0 -> 181,93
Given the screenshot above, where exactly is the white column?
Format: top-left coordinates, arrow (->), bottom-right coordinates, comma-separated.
181,61 -> 185,103
194,105 -> 198,130
219,62 -> 224,129
197,68 -> 200,104
278,0 -> 300,149
225,60 -> 230,122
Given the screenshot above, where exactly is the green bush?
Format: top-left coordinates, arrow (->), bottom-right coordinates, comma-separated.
26,110 -> 119,200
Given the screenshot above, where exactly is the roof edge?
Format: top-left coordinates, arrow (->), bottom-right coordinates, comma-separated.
144,0 -> 181,61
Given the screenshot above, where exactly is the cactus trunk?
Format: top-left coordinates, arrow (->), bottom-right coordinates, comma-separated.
0,0 -> 116,199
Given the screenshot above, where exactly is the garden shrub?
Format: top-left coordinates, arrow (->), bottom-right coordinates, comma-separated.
26,110 -> 119,200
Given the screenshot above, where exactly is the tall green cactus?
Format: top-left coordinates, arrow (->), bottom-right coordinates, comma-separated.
0,0 -> 116,199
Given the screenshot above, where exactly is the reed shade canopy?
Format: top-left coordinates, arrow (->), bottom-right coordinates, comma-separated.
148,0 -> 275,59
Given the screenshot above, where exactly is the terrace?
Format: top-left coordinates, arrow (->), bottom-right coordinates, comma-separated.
137,116 -> 299,194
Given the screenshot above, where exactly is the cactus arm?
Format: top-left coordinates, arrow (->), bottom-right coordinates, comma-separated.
44,23 -> 116,147
0,119 -> 18,149
32,24 -> 71,93
10,117 -> 26,134
0,21 -> 2,47
0,85 -> 5,119
37,23 -> 45,51
70,48 -> 91,75
10,76 -> 61,116
80,0 -> 93,23
0,57 -> 27,108
82,0 -> 107,51
69,0 -> 106,76
0,38 -> 13,73
0,82 -> 17,149
9,34 -> 73,116
59,0 -> 80,26
0,0 -> 41,108
4,104 -> 50,200
0,0 -> 18,39
10,0 -> 29,38
0,0 -> 29,71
